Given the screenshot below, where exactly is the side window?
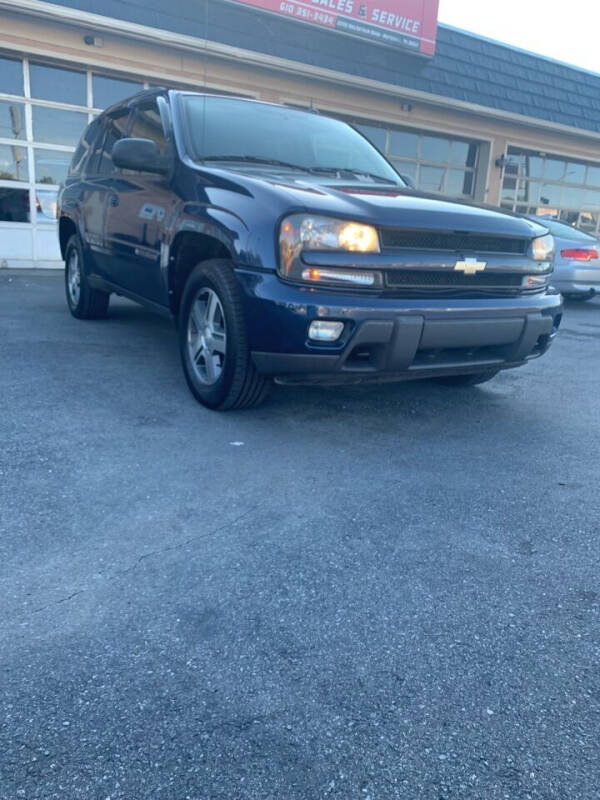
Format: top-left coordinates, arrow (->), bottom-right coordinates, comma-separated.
97,109 -> 132,175
87,117 -> 107,175
70,118 -> 100,176
129,102 -> 167,155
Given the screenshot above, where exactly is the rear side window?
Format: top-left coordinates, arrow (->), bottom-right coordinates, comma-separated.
97,109 -> 132,175
70,118 -> 101,176
542,218 -> 597,241
129,102 -> 167,154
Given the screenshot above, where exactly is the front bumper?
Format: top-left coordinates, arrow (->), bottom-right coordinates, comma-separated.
236,270 -> 563,384
552,263 -> 600,295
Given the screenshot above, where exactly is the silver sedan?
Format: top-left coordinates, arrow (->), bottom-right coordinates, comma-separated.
529,216 -> 600,301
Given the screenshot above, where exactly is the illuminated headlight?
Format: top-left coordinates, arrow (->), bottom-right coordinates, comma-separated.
279,214 -> 381,285
531,233 -> 555,261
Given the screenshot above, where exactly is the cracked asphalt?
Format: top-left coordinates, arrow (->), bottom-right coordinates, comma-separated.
1,271 -> 599,800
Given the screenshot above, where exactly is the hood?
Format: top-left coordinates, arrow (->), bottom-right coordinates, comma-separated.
210,165 -> 547,239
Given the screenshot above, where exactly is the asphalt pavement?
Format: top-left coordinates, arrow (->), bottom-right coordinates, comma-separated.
1,270 -> 599,800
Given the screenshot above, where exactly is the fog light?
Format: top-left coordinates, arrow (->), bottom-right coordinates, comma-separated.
308,320 -> 344,342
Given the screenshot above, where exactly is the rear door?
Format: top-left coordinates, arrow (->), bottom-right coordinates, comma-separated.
72,117 -> 109,278
102,98 -> 173,304
89,107 -> 135,287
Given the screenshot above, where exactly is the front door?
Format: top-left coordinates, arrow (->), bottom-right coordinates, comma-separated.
102,100 -> 173,305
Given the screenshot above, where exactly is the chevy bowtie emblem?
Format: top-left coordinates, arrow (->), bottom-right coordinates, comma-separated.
454,257 -> 487,275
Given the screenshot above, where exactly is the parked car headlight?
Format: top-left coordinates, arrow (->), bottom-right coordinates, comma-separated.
279,214 -> 382,287
531,233 -> 555,261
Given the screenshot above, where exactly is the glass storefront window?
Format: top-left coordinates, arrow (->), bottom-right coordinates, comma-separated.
449,141 -> 477,168
523,154 -> 543,179
586,166 -> 600,187
446,169 -> 474,197
540,183 -> 562,207
32,107 -> 88,146
562,186 -> 585,209
34,149 -> 72,185
565,162 -> 586,184
0,100 -> 26,139
583,188 -> 600,210
389,130 -> 418,159
93,75 -> 143,109
421,135 -> 450,163
0,56 -> 23,96
348,119 -> 479,199
502,147 -> 600,234
420,165 -> 445,193
30,63 -> 87,106
391,159 -> 416,180
0,144 -> 28,181
544,158 -> 567,181
0,186 -> 29,222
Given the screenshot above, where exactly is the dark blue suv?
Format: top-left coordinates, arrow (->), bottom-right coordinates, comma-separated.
58,89 -> 562,409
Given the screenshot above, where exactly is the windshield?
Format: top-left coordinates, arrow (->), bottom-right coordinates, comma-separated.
533,217 -> 597,241
181,96 -> 404,185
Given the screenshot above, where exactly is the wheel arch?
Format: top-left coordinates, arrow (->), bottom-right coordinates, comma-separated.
59,216 -> 78,260
168,231 -> 233,316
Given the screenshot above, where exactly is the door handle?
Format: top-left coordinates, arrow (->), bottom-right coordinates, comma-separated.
108,193 -> 119,207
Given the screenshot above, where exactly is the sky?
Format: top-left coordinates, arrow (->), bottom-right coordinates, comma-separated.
437,0 -> 600,74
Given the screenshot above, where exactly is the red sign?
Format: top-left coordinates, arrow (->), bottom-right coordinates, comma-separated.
225,1 -> 439,56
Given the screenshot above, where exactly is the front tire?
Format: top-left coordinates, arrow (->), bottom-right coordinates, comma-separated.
434,371 -> 499,387
64,235 -> 109,319
179,259 -> 271,410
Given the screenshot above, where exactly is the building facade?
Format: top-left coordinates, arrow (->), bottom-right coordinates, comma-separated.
1,0 -> 600,268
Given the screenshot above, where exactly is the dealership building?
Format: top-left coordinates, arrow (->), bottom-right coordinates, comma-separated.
1,0 -> 600,268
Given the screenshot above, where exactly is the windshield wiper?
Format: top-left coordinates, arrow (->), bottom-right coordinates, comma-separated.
202,155 -> 310,170
202,157 -> 401,186
309,166 -> 400,185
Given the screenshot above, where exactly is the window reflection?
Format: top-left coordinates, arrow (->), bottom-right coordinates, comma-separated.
0,143 -> 28,181
34,149 -> 72,185
32,107 -> 88,147
35,188 -> 58,221
0,101 -> 26,139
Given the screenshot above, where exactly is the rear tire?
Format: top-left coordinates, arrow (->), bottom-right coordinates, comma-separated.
179,259 -> 271,410
64,235 -> 109,319
434,371 -> 499,387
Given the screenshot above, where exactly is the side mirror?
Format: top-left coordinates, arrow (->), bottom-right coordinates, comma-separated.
112,138 -> 167,174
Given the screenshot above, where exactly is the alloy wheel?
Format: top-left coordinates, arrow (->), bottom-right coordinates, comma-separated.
67,248 -> 81,307
187,287 -> 227,385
